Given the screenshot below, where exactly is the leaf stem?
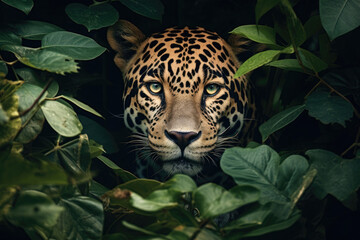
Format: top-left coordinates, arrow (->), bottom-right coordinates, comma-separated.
189,219 -> 210,240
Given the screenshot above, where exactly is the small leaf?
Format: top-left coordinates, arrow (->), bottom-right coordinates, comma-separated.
234,50 -> 282,77
259,104 -> 305,142
298,48 -> 328,72
266,59 -> 303,72
1,45 -> 79,75
65,3 -> 119,31
1,0 -> 34,14
60,95 -> 103,118
42,31 -> 106,60
6,190 -> 63,230
41,100 -> 83,137
230,25 -> 277,45
305,90 -> 353,126
194,184 -> 259,219
97,155 -> 137,182
10,20 -> 63,40
307,149 -> 360,202
320,0 -> 360,40
118,0 -> 164,21
255,0 -> 281,23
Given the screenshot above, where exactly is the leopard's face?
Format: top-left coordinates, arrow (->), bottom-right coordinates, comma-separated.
108,21 -> 256,176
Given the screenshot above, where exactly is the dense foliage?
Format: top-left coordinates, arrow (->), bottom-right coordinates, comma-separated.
0,0 -> 359,239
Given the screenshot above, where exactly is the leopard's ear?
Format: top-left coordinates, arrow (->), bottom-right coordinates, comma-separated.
107,20 -> 146,72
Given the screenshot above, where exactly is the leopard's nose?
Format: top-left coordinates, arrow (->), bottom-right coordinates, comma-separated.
165,130 -> 201,151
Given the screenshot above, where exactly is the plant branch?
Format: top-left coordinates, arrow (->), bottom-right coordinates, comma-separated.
189,219 -> 210,240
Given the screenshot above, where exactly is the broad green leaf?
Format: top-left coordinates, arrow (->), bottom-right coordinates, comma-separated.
160,174 -> 197,193
6,190 -> 63,230
320,0 -> 360,40
118,0 -> 164,21
234,50 -> 282,77
0,80 -> 22,148
266,59 -> 303,72
230,25 -> 277,45
89,139 -> 105,159
298,48 -> 328,72
79,115 -> 118,154
59,95 -> 103,118
41,100 -> 83,137
0,151 -> 68,186
42,31 -> 106,60
0,29 -> 22,46
0,61 -> 7,77
194,184 -> 259,219
307,149 -> 360,202
305,90 -> 353,126
15,83 -> 45,143
1,0 -> 33,14
130,192 -> 177,212
90,180 -> 109,198
10,20 -> 63,40
259,104 -> 306,142
280,0 -> 306,47
51,196 -> 104,240
97,155 -> 137,182
65,3 -> 119,31
1,45 -> 79,75
255,0 -> 281,23
113,179 -> 162,198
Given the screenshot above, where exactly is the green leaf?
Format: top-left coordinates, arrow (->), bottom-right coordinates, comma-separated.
280,0 -> 306,47
255,0 -> 281,23
161,174 -> 197,193
0,61 -> 7,77
130,191 -> 178,212
304,15 -> 322,40
6,190 -> 63,230
307,149 -> 360,202
230,25 -> 277,45
0,150 -> 68,186
113,179 -> 162,198
118,0 -> 164,21
51,196 -> 104,240
41,100 -> 83,137
194,184 -> 259,219
1,0 -> 33,14
259,104 -> 305,142
320,0 -> 360,40
1,45 -> 79,75
0,80 -> 22,148
266,59 -> 303,72
234,50 -> 283,77
298,48 -> 328,72
15,83 -> 46,143
97,155 -> 137,182
42,31 -> 106,60
59,95 -> 103,118
10,20 -> 63,40
0,29 -> 22,46
65,3 -> 119,31
0,104 -> 8,124
305,90 -> 353,126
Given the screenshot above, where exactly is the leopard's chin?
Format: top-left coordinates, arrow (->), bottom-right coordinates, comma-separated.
162,158 -> 203,176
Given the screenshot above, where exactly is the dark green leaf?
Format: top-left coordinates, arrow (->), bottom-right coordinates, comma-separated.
1,45 -> 79,75
0,29 -> 22,46
130,191 -> 178,212
298,48 -> 328,72
0,61 -> 7,77
112,179 -> 162,198
255,0 -> 281,23
41,100 -> 83,137
304,15 -> 322,40
118,0 -> 164,21
266,59 -> 303,72
59,95 -> 103,118
10,20 -> 63,40
1,0 -> 33,14
6,190 -> 63,230
89,139 -> 105,159
230,25 -> 277,45
97,155 -> 137,182
42,31 -> 106,60
90,180 -> 109,198
65,3 -> 119,31
305,90 -> 353,126
0,104 -> 8,124
51,196 -> 104,240
320,0 -> 360,40
160,174 -> 197,193
193,184 -> 259,219
307,149 -> 360,202
259,104 -> 305,142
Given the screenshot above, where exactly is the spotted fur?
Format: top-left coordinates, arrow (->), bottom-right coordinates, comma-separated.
108,20 -> 257,181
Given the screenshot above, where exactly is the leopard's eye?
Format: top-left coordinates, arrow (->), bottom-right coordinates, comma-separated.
205,84 -> 220,96
147,82 -> 163,94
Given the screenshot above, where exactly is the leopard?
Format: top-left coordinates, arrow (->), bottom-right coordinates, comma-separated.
107,20 -> 258,185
